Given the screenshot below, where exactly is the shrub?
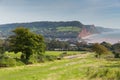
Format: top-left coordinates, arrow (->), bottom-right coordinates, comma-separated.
0,54 -> 24,67
45,55 -> 57,61
27,54 -> 46,64
92,43 -> 109,58
112,43 -> 120,58
59,52 -> 67,57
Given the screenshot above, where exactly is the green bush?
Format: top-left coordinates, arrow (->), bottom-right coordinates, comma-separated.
27,54 -> 46,64
0,54 -> 24,67
26,54 -> 57,64
59,52 -> 67,57
45,55 -> 57,61
15,58 -> 25,66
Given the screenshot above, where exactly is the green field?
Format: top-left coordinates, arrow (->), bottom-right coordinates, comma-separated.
57,26 -> 81,32
45,51 -> 84,56
0,52 -> 120,80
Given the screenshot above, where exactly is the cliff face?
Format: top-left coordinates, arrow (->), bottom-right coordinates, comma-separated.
78,25 -> 98,38
78,28 -> 91,38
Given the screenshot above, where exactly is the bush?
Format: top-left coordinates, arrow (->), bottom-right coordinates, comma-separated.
26,54 -> 57,64
112,43 -> 120,58
15,58 -> 25,66
45,55 -> 57,61
0,54 -> 24,67
59,52 -> 67,57
57,52 -> 68,60
26,54 -> 46,64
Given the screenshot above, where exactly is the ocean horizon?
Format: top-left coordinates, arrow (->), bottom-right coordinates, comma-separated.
85,30 -> 120,44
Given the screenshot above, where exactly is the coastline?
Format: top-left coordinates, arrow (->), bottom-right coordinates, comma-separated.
81,33 -> 98,39
81,31 -> 120,44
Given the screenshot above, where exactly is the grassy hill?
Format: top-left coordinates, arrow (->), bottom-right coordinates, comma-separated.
0,52 -> 120,80
0,21 -> 82,38
0,21 -> 112,39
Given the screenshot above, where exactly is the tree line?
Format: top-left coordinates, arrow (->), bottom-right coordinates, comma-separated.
46,40 -> 120,58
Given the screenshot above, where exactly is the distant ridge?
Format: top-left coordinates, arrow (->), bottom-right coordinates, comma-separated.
0,21 -> 113,39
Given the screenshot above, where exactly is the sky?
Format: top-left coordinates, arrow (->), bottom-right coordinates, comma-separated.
0,0 -> 120,28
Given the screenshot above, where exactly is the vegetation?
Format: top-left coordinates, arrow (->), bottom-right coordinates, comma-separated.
0,21 -> 83,38
57,26 -> 81,32
112,43 -> 120,58
46,40 -> 70,50
0,53 -> 120,80
9,27 -> 45,63
0,21 -> 112,38
100,41 -> 112,50
4,51 -> 83,62
92,43 -> 109,58
0,52 -> 24,67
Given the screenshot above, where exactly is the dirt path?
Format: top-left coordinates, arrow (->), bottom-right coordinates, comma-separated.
63,53 -> 89,59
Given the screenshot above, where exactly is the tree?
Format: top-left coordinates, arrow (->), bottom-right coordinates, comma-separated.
92,43 -> 109,58
112,43 -> 120,58
100,41 -> 112,50
9,27 -> 45,62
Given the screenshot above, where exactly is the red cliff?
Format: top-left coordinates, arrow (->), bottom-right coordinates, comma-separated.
78,28 -> 91,38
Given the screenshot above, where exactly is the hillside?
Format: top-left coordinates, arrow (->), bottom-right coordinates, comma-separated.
0,21 -> 112,39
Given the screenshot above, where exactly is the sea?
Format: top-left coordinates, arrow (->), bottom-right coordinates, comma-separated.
84,30 -> 120,44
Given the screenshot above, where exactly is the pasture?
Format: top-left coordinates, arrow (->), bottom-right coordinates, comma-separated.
0,52 -> 120,80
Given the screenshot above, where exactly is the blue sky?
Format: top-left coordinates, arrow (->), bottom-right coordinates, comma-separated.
0,0 -> 120,28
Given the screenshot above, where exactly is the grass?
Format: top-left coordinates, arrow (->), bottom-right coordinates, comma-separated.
56,26 -> 81,32
45,51 -> 85,56
0,52 -> 120,80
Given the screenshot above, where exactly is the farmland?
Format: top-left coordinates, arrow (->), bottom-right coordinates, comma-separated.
56,26 -> 81,32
